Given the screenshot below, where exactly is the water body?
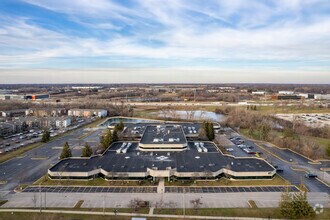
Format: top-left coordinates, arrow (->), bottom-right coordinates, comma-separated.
157,110 -> 225,122
100,117 -> 160,126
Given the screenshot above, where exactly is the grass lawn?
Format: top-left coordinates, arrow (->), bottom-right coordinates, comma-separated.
0,200 -> 8,207
33,175 -> 157,186
154,208 -> 330,219
250,105 -> 330,114
165,175 -> 290,187
0,212 -> 132,220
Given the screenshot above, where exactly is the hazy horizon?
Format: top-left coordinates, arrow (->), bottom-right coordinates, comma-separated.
0,0 -> 329,83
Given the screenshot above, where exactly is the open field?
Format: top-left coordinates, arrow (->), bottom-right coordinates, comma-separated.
165,175 -> 290,186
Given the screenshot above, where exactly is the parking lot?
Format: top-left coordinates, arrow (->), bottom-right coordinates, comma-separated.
23,186 -> 158,193
165,186 -> 299,193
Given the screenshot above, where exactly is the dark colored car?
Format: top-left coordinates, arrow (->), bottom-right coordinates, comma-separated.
305,173 -> 317,178
276,168 -> 284,173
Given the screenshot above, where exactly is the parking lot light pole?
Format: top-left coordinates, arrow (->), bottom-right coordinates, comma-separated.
182,188 -> 185,218
39,184 -> 42,213
103,195 -> 105,215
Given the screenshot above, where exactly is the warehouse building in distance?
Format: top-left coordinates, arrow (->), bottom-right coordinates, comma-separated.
48,121 -> 275,181
68,109 -> 107,118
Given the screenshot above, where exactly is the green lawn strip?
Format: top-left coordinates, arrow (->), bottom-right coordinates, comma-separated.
0,212 -> 132,220
33,175 -> 157,187
7,207 -> 150,214
166,175 -> 290,187
74,200 -> 84,209
154,208 -> 330,219
248,200 -> 258,208
0,200 -> 8,207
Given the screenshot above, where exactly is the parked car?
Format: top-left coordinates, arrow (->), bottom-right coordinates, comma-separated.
226,148 -> 234,152
276,168 -> 284,173
305,173 -> 317,178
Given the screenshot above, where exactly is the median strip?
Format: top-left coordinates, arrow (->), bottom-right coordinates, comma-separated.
31,157 -> 49,160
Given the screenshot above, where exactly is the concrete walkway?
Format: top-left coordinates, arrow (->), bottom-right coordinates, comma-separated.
157,178 -> 165,193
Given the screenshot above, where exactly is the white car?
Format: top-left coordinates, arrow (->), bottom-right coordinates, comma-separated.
226,148 -> 234,152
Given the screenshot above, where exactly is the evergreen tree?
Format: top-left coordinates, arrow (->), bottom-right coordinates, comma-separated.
100,129 -> 112,150
279,191 -> 315,219
81,143 -> 93,157
60,142 -> 72,159
112,128 -> 119,142
41,130 -> 50,143
207,122 -> 215,140
115,121 -> 124,131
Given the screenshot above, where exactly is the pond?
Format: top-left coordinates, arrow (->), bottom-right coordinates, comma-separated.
100,117 -> 161,127
156,110 -> 225,122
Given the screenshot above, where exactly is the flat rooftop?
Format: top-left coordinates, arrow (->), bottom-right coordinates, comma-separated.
50,141 -> 274,174
140,125 -> 186,145
121,122 -> 203,137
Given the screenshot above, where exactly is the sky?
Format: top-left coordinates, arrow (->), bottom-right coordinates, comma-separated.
0,0 -> 329,84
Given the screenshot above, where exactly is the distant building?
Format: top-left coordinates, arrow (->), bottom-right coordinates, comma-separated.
0,94 -> 25,100
252,91 -> 266,95
68,109 -> 107,118
0,121 -> 24,137
314,94 -> 330,100
0,94 -> 49,100
25,94 -> 50,100
55,117 -> 72,128
1,109 -> 27,117
12,116 -> 72,129
278,91 -> 294,95
26,108 -> 67,117
273,95 -> 301,100
72,86 -> 103,90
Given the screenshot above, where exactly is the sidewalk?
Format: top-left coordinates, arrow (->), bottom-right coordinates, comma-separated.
157,178 -> 165,193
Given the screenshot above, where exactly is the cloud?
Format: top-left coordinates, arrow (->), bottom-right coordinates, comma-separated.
0,0 -> 329,83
